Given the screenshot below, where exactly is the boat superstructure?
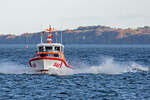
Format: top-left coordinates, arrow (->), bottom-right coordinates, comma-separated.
29,26 -> 72,74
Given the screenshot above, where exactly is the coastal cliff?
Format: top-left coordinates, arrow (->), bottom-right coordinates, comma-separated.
1,25 -> 150,44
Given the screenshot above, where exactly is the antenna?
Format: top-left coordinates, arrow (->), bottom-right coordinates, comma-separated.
55,32 -> 58,43
25,32 -> 29,48
41,25 -> 43,43
61,31 -> 63,44
41,31 -> 44,43
41,33 -> 42,43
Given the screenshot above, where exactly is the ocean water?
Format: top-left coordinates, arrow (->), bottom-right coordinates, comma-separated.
0,44 -> 150,100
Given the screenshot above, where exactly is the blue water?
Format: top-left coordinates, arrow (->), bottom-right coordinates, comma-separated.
0,44 -> 150,100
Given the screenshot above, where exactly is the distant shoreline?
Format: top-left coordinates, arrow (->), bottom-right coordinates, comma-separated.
1,25 -> 150,44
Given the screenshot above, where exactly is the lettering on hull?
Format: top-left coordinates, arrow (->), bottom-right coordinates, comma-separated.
53,62 -> 62,68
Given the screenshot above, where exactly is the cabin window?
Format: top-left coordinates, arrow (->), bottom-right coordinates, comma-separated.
55,46 -> 60,51
48,54 -> 53,57
46,46 -> 53,51
39,47 -> 44,52
40,54 -> 47,57
53,54 -> 59,57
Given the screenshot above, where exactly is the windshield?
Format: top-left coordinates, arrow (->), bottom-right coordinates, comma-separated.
39,47 -> 44,52
55,46 -> 60,51
46,46 -> 53,52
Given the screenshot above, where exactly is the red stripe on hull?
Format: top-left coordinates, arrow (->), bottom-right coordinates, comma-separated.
29,57 -> 72,69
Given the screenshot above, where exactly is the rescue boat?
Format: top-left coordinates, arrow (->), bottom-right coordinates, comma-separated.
29,26 -> 72,74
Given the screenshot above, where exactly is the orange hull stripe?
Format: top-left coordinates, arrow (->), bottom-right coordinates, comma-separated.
36,52 -> 60,55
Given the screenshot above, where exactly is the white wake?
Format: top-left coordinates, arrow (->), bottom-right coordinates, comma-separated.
0,57 -> 149,75
0,60 -> 33,74
71,57 -> 149,75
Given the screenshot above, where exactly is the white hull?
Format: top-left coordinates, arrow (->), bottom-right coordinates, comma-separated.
30,59 -> 72,75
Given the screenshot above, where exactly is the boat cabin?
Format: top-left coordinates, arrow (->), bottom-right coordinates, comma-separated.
36,43 -> 64,58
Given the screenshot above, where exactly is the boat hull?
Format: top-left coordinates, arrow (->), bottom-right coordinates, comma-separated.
29,57 -> 72,75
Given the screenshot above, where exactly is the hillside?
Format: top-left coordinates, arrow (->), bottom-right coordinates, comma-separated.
1,25 -> 150,44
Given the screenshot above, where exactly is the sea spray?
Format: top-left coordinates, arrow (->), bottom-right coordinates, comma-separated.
71,57 -> 149,75
0,59 -> 33,74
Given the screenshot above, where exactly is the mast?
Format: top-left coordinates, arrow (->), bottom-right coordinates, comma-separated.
46,25 -> 56,44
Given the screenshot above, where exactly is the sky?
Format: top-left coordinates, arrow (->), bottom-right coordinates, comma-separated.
0,0 -> 150,35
